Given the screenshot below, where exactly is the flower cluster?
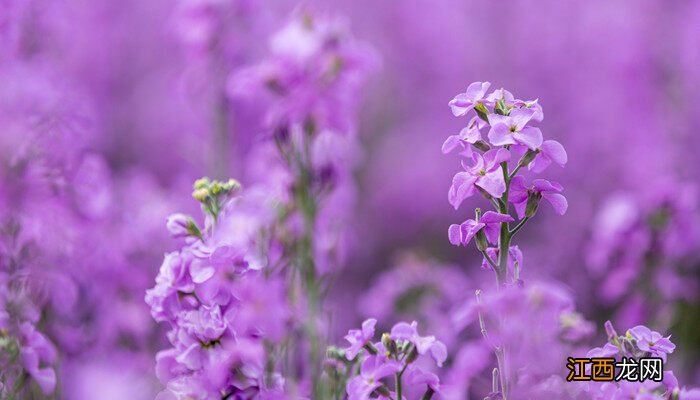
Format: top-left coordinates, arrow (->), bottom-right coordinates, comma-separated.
443,82 -> 575,399
228,12 -> 376,397
582,321 -> 700,399
446,281 -> 594,398
587,184 -> 700,328
229,8 -> 377,134
147,179 -> 291,399
328,319 -> 446,400
444,81 -> 568,288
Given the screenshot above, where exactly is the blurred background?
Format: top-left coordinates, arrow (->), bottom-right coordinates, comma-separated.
1,0 -> 699,398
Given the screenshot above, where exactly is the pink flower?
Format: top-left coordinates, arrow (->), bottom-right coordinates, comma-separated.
487,108 -> 543,150
448,211 -> 513,247
448,148 -> 510,209
448,82 -> 491,117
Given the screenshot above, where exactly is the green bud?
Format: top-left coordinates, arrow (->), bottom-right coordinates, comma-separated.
192,188 -> 209,202
376,385 -> 391,397
475,229 -> 488,252
494,99 -> 508,115
326,346 -> 347,361
518,149 -> 539,167
381,333 -> 398,357
672,388 -> 680,400
193,177 -> 210,190
474,102 -> 490,122
405,345 -> 419,364
473,140 -> 491,152
525,192 -> 541,218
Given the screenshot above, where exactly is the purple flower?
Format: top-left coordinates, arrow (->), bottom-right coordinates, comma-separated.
19,323 -> 57,395
442,117 -> 486,156
487,108 -> 543,150
404,366 -> 441,393
509,177 -> 568,218
346,355 -> 401,400
166,213 -> 192,238
389,321 -> 447,367
514,99 -> 544,122
485,88 -> 516,106
449,81 -> 491,117
528,140 -> 567,173
448,211 -> 513,247
448,148 -> 510,209
628,325 -> 676,362
480,246 -> 523,274
345,318 -> 377,360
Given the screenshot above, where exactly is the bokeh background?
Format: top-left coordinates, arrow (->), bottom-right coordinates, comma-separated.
2,0 -> 699,398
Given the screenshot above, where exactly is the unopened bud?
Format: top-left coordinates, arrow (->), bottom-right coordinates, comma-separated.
672,388 -> 680,400
405,345 -> 419,364
494,99 -> 508,116
193,177 -> 210,190
474,102 -> 490,122
381,333 -> 398,357
525,192 -> 541,218
376,386 -> 391,397
166,214 -> 201,239
475,229 -> 488,251
473,140 -> 491,152
518,149 -> 539,167
326,346 -> 346,361
192,188 -> 209,202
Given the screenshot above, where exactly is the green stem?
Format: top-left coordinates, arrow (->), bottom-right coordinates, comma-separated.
395,371 -> 403,400
294,127 -> 323,398
509,217 -> 529,237
480,250 -> 498,270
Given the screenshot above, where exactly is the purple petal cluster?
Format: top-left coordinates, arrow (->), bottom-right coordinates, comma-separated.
582,321 -> 698,399
586,184 -> 700,327
147,183 -> 291,399
339,319 -> 446,400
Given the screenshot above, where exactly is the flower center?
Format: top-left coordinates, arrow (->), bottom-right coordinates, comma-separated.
509,125 -> 517,133
479,169 -> 486,176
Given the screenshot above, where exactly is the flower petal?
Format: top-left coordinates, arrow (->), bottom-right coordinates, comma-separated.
514,126 -> 543,150
542,193 -> 568,215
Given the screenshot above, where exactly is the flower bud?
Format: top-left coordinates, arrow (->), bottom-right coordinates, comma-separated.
193,177 -> 210,190
404,345 -> 419,364
518,149 -> 539,167
475,229 -> 489,251
166,213 -> 200,238
473,140 -> 491,152
494,99 -> 508,116
376,385 -> 391,397
525,192 -> 541,218
326,346 -> 347,361
671,388 -> 680,400
381,333 -> 398,357
192,188 -> 209,202
474,102 -> 490,122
